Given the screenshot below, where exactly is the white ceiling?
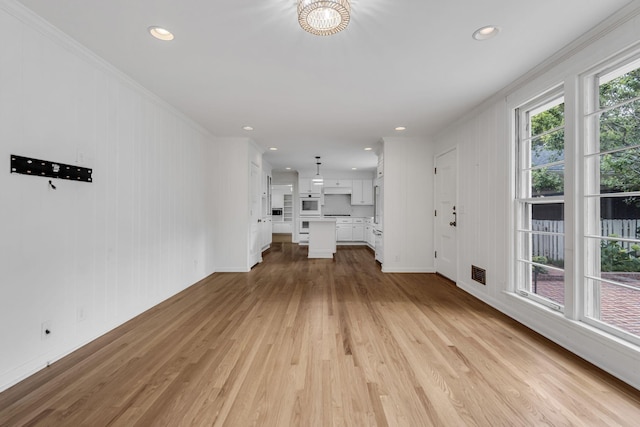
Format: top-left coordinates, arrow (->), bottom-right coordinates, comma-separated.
16,0 -> 633,174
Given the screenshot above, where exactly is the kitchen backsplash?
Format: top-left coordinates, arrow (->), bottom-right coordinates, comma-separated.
323,194 -> 374,217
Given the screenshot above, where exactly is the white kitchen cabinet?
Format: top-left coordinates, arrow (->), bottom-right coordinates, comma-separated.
335,218 -> 368,242
336,224 -> 353,241
273,222 -> 291,233
365,219 -> 375,247
260,217 -> 272,252
351,179 -> 374,205
324,178 -> 352,188
336,218 -> 353,241
352,223 -> 365,241
272,191 -> 284,209
299,178 -> 321,194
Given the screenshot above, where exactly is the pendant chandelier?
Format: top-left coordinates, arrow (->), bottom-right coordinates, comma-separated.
312,156 -> 324,185
298,0 -> 351,36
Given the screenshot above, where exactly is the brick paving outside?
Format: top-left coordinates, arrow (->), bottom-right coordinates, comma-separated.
534,270 -> 640,336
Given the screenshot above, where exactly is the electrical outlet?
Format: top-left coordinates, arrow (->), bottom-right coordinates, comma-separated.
41,321 -> 52,340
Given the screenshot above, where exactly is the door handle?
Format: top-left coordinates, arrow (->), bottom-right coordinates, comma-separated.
449,207 -> 457,227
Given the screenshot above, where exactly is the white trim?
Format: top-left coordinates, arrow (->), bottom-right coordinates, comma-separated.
382,267 -> 436,273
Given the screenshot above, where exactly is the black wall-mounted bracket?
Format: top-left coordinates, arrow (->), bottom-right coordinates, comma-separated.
10,155 -> 92,183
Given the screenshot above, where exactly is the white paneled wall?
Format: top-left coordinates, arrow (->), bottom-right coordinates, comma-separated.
434,102 -> 508,297
382,137 -> 434,272
0,3 -> 217,390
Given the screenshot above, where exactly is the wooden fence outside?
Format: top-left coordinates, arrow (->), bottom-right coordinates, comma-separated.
532,219 -> 640,261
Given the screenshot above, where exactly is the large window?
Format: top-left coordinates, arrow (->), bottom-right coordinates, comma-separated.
514,54 -> 640,345
515,90 -> 566,310
584,57 -> 640,342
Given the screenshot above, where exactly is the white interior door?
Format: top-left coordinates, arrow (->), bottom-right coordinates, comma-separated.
249,163 -> 261,267
435,148 -> 457,281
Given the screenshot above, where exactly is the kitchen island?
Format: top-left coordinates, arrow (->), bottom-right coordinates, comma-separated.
307,217 -> 337,258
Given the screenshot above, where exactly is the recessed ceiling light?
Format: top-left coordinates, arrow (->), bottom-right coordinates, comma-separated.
395,126 -> 406,131
364,147 -> 373,151
472,25 -> 500,41
242,126 -> 254,131
269,147 -> 278,151
148,26 -> 174,41
286,167 -> 291,170
352,167 -> 358,170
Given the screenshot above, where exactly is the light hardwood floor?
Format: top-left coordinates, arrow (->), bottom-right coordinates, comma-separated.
1,243 -> 639,426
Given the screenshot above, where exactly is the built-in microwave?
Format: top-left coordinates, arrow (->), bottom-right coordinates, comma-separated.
300,195 -> 321,216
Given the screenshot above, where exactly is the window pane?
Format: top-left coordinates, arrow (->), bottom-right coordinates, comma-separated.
518,229 -> 564,267
599,99 -> 640,152
519,260 -> 565,306
600,148 -> 640,193
599,198 -> 640,238
593,237 -> 640,273
532,203 -> 564,222
517,93 -> 565,310
531,165 -> 564,197
519,204 -> 564,231
599,67 -> 640,109
531,102 -> 565,137
531,129 -> 565,167
586,278 -> 640,337
532,233 -> 564,268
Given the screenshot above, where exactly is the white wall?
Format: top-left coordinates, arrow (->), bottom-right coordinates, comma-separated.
382,137 -> 434,272
0,2 -> 217,391
214,138 -> 249,272
214,138 -> 265,272
433,3 -> 640,389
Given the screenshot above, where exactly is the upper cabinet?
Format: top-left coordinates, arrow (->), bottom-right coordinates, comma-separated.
299,177 -> 322,194
324,178 -> 352,188
301,175 -> 373,203
272,191 -> 284,209
351,179 -> 374,205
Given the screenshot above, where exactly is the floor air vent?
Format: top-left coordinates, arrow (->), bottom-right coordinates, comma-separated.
471,265 -> 486,285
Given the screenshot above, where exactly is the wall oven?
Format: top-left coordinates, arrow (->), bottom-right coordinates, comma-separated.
300,195 -> 321,216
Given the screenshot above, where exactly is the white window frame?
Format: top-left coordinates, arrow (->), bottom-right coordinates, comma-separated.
514,87 -> 566,312
580,51 -> 640,347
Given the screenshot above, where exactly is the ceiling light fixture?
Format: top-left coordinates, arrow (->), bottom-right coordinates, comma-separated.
395,126 -> 406,131
269,147 -> 278,151
242,126 -> 254,131
364,147 -> 373,151
472,25 -> 500,41
298,0 -> 350,36
312,156 -> 324,185
148,26 -> 174,41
